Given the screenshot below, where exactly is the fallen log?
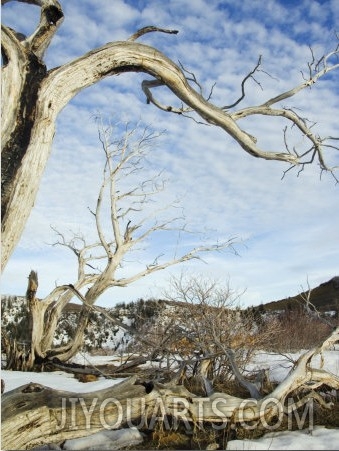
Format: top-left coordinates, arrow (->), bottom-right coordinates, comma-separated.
50,355 -> 147,377
2,327 -> 338,450
1,376 -> 147,450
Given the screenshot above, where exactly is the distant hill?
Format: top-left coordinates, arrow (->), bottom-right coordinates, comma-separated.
262,276 -> 339,313
2,277 -> 338,353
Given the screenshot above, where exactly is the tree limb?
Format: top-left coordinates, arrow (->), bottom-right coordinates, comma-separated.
128,25 -> 179,42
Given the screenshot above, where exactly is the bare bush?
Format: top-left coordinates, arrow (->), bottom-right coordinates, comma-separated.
267,308 -> 335,352
131,274 -> 280,397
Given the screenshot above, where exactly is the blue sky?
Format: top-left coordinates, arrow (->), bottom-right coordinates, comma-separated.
1,0 -> 338,308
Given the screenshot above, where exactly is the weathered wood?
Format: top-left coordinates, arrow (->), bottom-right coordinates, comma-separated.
1,376 -> 147,450
49,355 -> 147,377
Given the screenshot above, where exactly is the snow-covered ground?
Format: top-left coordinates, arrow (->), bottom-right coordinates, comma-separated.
226,426 -> 339,450
1,348 -> 339,450
2,368 -> 124,394
249,347 -> 339,382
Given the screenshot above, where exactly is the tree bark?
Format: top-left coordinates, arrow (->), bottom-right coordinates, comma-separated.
1,377 -> 147,450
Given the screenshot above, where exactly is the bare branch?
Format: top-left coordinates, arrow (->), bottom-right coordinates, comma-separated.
297,278 -> 336,328
222,55 -> 263,110
142,79 -> 189,114
112,238 -> 236,287
127,25 -> 178,42
2,0 -> 64,58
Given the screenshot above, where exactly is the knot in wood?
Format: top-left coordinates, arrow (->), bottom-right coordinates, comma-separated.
22,383 -> 44,393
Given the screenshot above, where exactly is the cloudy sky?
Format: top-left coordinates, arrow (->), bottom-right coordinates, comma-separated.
1,0 -> 338,308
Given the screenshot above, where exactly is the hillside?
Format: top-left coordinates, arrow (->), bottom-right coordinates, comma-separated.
2,277 -> 338,355
262,276 -> 339,313
0,296 -> 167,353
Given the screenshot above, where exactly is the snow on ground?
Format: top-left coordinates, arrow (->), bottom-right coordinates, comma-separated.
249,346 -> 339,383
1,348 -> 339,450
1,369 -> 124,394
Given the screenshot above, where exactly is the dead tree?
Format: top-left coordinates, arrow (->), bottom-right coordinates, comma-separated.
1,0 -> 338,271
3,121 -> 235,370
